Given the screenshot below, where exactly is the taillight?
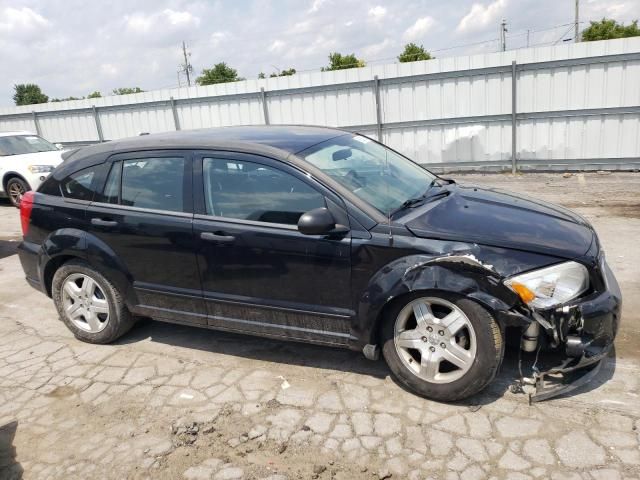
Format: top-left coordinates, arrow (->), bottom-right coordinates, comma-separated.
20,191 -> 35,236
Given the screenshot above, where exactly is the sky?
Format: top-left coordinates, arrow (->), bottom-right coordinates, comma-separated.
1,0 -> 639,106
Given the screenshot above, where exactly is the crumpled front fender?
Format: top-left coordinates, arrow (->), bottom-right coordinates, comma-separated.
356,252 -> 524,345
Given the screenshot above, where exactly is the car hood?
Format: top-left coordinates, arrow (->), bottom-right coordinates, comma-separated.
403,184 -> 596,260
1,150 -> 64,167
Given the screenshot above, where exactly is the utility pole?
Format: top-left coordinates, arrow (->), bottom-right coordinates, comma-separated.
179,41 -> 193,87
526,29 -> 530,48
500,19 -> 508,52
574,0 -> 580,42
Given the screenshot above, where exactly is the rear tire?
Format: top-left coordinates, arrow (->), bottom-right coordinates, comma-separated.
381,292 -> 503,402
6,177 -> 29,208
52,260 -> 135,344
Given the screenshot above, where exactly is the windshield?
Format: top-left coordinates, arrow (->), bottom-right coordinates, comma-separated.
0,135 -> 58,156
298,134 -> 436,214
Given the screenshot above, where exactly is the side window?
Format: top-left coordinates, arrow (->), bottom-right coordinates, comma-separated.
102,161 -> 121,204
61,167 -> 98,201
120,157 -> 185,212
203,157 -> 325,225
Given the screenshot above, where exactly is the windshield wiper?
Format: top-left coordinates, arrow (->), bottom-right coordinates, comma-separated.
389,197 -> 427,217
389,178 -> 447,217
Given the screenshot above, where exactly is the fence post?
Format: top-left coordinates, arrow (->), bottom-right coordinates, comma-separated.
92,106 -> 104,143
31,111 -> 42,136
170,97 -> 180,131
511,60 -> 517,174
261,88 -> 270,125
373,76 -> 382,141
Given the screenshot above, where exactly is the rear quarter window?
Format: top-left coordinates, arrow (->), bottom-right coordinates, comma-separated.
61,166 -> 101,201
37,176 -> 62,197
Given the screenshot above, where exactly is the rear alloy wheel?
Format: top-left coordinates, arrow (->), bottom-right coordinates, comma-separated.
382,294 -> 503,402
52,260 -> 135,344
6,177 -> 29,208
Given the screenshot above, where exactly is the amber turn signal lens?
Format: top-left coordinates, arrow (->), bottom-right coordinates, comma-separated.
510,282 -> 536,304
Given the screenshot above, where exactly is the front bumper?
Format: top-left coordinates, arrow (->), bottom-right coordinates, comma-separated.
522,256 -> 622,401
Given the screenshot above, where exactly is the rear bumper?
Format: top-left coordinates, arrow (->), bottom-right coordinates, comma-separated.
17,240 -> 46,294
528,256 -> 621,401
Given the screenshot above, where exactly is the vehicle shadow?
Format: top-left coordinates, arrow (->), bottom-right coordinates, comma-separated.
120,320 -> 523,405
0,240 -> 19,260
122,320 -> 619,406
0,420 -> 22,480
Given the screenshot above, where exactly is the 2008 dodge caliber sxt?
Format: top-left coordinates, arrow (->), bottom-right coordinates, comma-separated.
18,126 -> 621,402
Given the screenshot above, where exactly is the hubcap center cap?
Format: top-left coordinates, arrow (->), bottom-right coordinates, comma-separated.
427,333 -> 439,345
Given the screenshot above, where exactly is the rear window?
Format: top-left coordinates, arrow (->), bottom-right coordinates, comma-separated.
99,157 -> 186,212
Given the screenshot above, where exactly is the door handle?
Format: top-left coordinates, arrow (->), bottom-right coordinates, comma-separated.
91,218 -> 118,228
200,232 -> 236,243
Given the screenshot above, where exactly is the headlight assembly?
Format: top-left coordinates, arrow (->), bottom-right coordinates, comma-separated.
28,165 -> 55,174
504,261 -> 589,309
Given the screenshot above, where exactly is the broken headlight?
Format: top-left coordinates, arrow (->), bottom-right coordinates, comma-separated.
504,261 -> 589,310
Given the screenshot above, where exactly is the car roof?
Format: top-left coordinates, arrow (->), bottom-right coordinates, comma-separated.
65,125 -> 351,163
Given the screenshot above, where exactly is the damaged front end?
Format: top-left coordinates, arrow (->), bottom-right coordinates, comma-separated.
508,254 -> 622,402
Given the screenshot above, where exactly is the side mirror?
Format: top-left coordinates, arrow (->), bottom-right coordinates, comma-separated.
298,207 -> 348,235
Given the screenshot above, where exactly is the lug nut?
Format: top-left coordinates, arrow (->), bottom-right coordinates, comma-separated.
429,346 -> 436,352
421,336 -> 427,342
438,330 -> 444,336
440,343 -> 446,348
427,326 -> 433,332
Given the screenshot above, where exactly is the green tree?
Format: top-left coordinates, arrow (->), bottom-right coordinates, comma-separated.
268,68 -> 297,78
322,53 -> 365,71
398,43 -> 432,62
112,87 -> 144,95
87,91 -> 102,98
196,63 -> 244,85
13,84 -> 49,106
50,96 -> 82,102
258,72 -> 266,79
581,18 -> 640,41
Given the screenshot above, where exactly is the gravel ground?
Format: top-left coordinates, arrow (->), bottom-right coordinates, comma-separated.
0,172 -> 639,480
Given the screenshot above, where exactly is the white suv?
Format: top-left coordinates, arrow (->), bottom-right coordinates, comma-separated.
0,131 -> 64,207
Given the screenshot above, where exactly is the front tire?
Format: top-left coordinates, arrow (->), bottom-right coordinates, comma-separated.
52,260 -> 134,344
381,293 -> 503,402
6,177 -> 29,208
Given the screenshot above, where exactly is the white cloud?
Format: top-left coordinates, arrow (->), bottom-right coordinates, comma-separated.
308,0 -> 329,13
403,16 -> 435,41
289,20 -> 312,34
210,32 -> 227,47
368,6 -> 387,20
125,9 -> 200,34
100,63 -> 118,76
269,40 -> 286,53
344,20 -> 354,27
363,38 -> 392,57
457,0 -> 507,33
0,6 -> 50,36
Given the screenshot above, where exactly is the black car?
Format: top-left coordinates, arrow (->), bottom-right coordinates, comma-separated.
17,126 -> 621,402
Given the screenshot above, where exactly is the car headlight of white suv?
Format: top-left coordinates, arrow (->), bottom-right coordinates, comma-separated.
504,261 -> 590,309
28,165 -> 55,173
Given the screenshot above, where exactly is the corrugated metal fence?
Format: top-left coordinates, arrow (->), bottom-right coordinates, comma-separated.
2,37 -> 640,172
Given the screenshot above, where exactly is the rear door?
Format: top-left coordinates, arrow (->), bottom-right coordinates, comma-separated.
87,150 -> 205,324
192,151 -> 354,345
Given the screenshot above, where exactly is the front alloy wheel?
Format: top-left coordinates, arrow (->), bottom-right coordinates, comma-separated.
382,293 -> 503,402
394,298 -> 477,384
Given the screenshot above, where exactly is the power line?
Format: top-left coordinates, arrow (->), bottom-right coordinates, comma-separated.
163,20 -> 597,87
